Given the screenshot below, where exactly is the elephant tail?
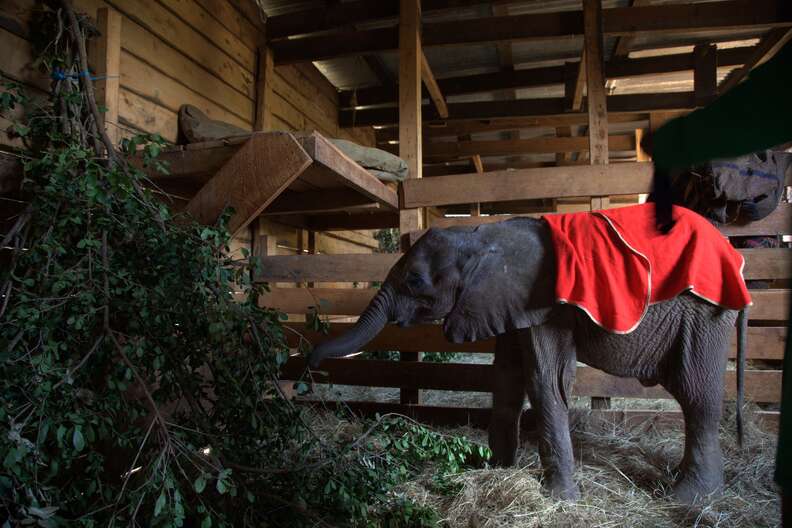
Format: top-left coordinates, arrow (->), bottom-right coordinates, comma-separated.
736,307 -> 748,448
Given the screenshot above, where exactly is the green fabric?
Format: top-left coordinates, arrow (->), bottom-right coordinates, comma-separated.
652,42 -> 792,170
651,41 -> 792,492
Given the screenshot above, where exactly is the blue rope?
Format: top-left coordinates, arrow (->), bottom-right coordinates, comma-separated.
51,69 -> 118,81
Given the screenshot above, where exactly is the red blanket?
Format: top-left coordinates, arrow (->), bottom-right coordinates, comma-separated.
543,203 -> 751,333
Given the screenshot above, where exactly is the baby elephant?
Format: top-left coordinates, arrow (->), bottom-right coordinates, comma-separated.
309,210 -> 748,504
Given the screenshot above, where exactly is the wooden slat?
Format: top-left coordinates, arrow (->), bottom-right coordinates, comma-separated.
741,248 -> 792,280
283,321 -> 784,360
262,189 -> 380,216
184,132 -> 312,236
342,46 -> 753,109
340,92 -> 694,128
402,162 -> 654,208
719,27 -> 792,93
89,8 -> 122,146
719,203 -> 792,236
271,0 -> 792,64
420,50 -> 448,119
296,400 -> 778,434
296,133 -> 399,210
694,43 -> 717,107
282,357 -> 782,402
584,0 -> 608,167
749,289 -> 789,320
254,46 -> 274,131
256,254 -> 400,283
424,135 -> 634,159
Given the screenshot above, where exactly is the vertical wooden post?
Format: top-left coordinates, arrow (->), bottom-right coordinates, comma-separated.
399,0 -> 423,405
584,0 -> 609,213
635,129 -> 650,162
89,7 -> 121,147
254,46 -> 275,131
693,43 -> 717,107
585,0 -> 611,409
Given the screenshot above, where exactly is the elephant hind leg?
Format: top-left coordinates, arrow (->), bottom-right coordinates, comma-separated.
663,325 -> 728,504
489,332 -> 526,467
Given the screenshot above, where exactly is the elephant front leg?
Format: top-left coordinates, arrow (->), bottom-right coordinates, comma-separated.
489,333 -> 526,466
523,328 -> 580,501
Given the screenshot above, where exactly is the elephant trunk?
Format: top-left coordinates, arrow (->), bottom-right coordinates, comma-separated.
308,285 -> 394,369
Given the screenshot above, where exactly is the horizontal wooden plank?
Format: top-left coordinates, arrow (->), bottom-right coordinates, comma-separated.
341,46 -> 752,108
272,0 -> 791,64
424,134 -> 635,160
430,203 -> 792,237
402,162 -> 654,208
341,93 -> 693,128
741,248 -> 792,280
282,357 -> 781,402
297,400 -> 779,434
720,203 -> 792,236
284,322 -> 783,359
256,254 -> 400,283
264,288 -> 377,315
117,88 -> 180,143
749,289 -> 789,320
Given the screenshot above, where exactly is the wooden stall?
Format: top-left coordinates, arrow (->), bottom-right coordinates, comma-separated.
2,0 -> 791,431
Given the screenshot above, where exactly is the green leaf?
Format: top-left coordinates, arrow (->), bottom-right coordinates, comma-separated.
201,516 -> 212,528
194,475 -> 207,494
216,478 -> 228,495
72,427 -> 85,452
154,491 -> 166,517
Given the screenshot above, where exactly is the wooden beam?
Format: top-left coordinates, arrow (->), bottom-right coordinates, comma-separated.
610,0 -> 649,59
377,112 -> 647,141
584,0 -> 609,217
272,0 -> 792,64
693,43 -> 718,107
559,55 -> 587,162
256,253 -> 400,283
400,0 -> 425,410
635,128 -> 650,162
88,8 -> 121,147
585,0 -> 608,167
304,212 -> 400,231
283,321 -> 785,360
184,133 -> 312,237
424,134 -> 635,159
261,189 -> 381,216
265,0 -> 492,41
718,27 -> 792,93
254,46 -> 275,131
420,50 -> 449,119
340,92 -> 695,128
341,46 -> 753,108
402,162 -> 655,208
281,357 -> 782,402
742,248 -> 792,280
268,285 -> 788,320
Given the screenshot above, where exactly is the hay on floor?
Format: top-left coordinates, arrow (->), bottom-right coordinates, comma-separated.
393,404 -> 780,528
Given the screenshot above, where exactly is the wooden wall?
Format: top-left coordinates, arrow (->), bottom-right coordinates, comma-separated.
0,0 -> 379,256
1,0 -> 374,146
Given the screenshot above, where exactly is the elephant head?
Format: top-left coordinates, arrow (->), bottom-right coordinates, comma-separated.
308,218 -> 556,368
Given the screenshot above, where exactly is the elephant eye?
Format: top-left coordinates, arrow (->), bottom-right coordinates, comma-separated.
406,271 -> 426,289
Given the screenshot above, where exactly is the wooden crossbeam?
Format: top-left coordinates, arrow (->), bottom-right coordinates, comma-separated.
420,50 -> 449,119
261,189 -> 381,216
423,135 -> 635,160
273,0 -> 792,64
271,287 -> 788,319
718,27 -> 792,94
341,92 -> 695,128
694,43 -> 718,106
341,47 -> 753,109
281,357 -> 782,402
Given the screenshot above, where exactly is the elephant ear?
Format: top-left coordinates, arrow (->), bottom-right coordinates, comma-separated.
443,220 -> 556,343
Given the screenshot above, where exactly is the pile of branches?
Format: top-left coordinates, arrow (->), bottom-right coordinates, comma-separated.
0,2 -> 487,527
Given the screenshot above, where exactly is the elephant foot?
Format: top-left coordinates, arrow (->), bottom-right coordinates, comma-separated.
671,473 -> 723,505
545,475 -> 580,502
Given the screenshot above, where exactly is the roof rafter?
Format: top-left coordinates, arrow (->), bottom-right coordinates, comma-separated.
272,0 -> 791,65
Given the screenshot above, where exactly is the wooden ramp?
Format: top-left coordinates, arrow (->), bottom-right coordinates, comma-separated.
143,131 -> 400,236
